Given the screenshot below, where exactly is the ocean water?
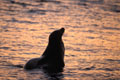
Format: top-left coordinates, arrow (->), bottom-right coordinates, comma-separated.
0,0 -> 120,80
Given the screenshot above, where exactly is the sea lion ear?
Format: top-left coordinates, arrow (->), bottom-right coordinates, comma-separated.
49,31 -> 57,41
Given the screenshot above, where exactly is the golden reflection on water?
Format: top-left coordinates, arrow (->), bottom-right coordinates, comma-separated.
0,0 -> 120,80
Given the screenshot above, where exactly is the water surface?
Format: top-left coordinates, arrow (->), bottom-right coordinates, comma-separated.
0,0 -> 120,80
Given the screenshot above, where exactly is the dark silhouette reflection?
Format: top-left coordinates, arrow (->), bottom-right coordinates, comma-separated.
42,68 -> 64,80
42,66 -> 64,73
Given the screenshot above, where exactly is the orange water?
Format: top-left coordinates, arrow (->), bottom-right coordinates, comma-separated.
0,0 -> 120,80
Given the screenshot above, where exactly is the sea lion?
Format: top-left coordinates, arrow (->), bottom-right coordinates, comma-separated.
24,28 -> 65,71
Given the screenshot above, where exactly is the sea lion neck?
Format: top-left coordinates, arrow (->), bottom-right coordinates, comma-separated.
43,28 -> 65,56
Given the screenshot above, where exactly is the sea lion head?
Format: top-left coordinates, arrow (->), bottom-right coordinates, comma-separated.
49,28 -> 65,42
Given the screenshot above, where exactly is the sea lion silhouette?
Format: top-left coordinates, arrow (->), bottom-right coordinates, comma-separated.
24,28 -> 65,71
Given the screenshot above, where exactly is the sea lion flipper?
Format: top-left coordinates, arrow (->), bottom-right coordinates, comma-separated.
24,58 -> 41,70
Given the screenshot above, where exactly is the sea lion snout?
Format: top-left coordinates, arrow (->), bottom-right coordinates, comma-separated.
60,28 -> 65,35
60,28 -> 65,32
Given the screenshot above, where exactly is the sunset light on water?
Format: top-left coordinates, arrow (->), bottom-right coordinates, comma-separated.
0,0 -> 120,80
